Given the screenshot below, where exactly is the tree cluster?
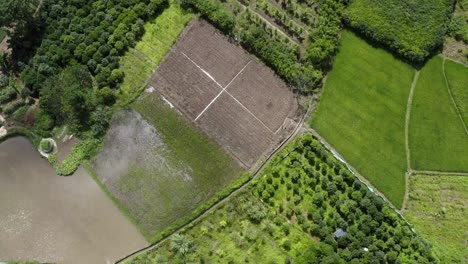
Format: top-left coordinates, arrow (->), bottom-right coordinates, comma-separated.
344,0 -> 453,62
20,0 -> 168,96
254,134 -> 436,263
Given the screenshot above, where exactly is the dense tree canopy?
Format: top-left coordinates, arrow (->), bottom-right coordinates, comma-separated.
345,0 -> 453,62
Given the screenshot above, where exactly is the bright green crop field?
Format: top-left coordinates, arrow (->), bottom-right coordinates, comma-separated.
404,175 -> 468,263
409,56 -> 468,172
444,59 -> 468,126
310,31 -> 414,208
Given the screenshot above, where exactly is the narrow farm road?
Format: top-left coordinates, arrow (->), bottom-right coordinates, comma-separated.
411,170 -> 468,177
114,98 -> 311,263
401,70 -> 419,211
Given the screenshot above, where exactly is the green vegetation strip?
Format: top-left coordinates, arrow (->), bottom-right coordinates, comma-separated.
404,175 -> 468,263
409,56 -> 468,172
119,3 -> 195,97
131,134 -> 435,263
310,31 -> 413,208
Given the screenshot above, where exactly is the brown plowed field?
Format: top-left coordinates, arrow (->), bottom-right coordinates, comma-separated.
149,19 -> 300,168
178,20 -> 250,87
226,61 -> 297,132
197,92 -> 274,167
149,51 -> 221,119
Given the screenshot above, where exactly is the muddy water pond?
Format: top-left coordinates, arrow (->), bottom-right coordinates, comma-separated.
0,137 -> 147,263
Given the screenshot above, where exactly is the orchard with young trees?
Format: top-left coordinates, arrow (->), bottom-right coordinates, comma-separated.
131,135 -> 436,263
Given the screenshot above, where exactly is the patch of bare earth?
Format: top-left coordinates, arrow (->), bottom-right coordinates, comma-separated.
443,39 -> 468,65
149,19 -> 300,169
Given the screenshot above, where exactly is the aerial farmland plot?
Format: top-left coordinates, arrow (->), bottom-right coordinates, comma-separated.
149,19 -> 300,168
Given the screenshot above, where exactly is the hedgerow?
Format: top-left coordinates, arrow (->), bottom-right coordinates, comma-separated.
345,0 -> 453,62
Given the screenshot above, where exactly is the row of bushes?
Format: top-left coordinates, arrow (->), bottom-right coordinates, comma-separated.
179,0 -> 235,34
2,99 -> 25,116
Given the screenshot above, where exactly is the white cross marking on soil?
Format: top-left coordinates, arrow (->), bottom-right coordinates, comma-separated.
181,52 -> 224,89
181,52 -> 273,133
224,90 -> 274,133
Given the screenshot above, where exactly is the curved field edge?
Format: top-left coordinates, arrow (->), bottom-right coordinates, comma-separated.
127,133 -> 435,263
404,174 -> 468,263
444,59 -> 468,129
310,31 -> 413,208
409,56 -> 468,172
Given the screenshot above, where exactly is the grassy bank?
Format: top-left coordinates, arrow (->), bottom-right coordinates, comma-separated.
404,175 -> 468,263
310,31 -> 413,208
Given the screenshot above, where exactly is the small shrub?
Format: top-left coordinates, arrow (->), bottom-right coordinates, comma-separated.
40,139 -> 53,153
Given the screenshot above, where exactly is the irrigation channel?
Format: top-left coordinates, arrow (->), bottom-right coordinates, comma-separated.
0,137 -> 147,263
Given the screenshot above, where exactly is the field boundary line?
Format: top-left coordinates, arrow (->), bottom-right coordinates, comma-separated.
442,58 -> 468,135
114,97 -> 309,264
402,70 -> 419,211
181,52 -> 224,89
187,56 -> 273,134
405,70 -> 419,170
442,55 -> 468,67
131,48 -> 158,66
225,90 -> 274,133
411,169 -> 468,176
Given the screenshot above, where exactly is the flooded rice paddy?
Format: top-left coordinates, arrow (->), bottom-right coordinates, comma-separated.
0,137 -> 147,263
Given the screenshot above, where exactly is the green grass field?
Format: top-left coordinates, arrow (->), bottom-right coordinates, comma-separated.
444,59 -> 468,126
310,31 -> 414,208
404,175 -> 468,263
119,3 -> 195,96
409,56 -> 468,172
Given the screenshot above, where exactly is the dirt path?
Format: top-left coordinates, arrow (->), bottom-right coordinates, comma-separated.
442,57 -> 468,135
115,98 -> 311,263
401,70 -> 420,211
411,169 -> 468,176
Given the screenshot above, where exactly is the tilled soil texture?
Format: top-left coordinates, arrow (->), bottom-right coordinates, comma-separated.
149,19 -> 300,168
0,137 -> 147,264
